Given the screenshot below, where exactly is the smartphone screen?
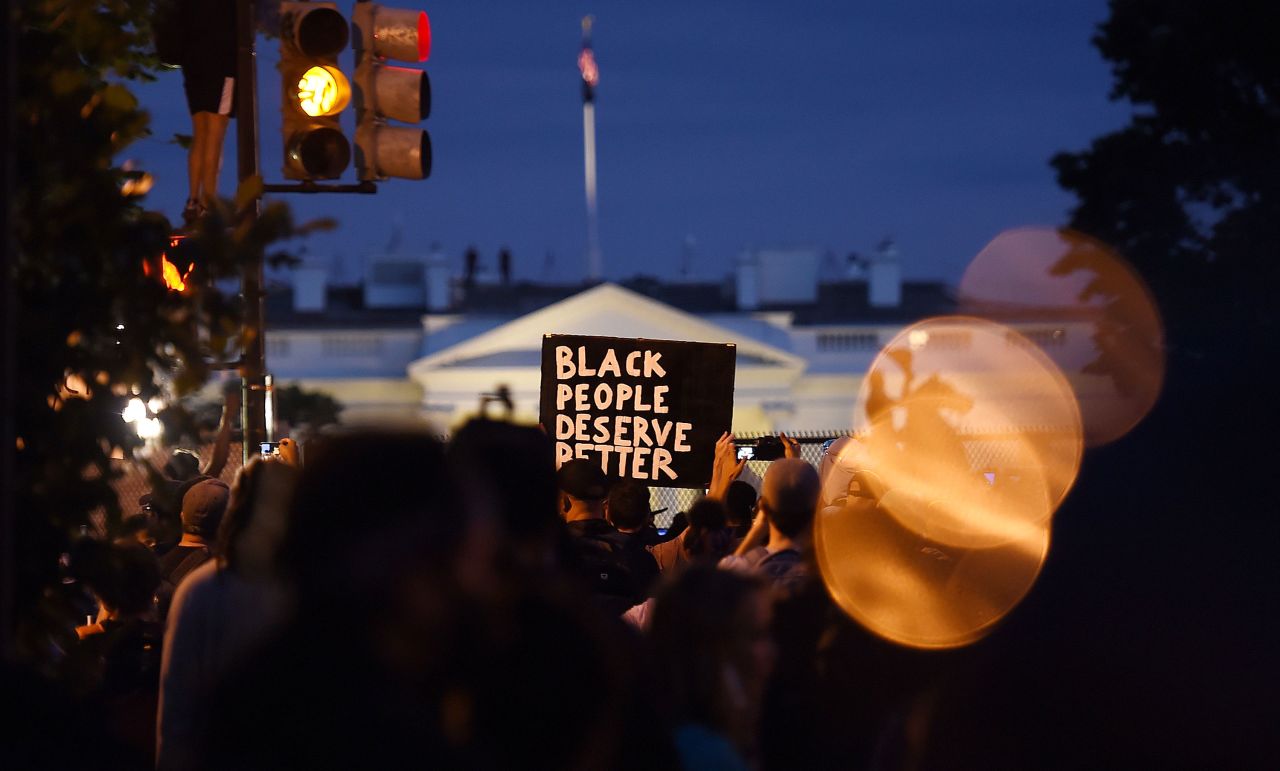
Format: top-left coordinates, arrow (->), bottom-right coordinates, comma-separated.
736,446 -> 755,461
260,441 -> 278,456
982,471 -> 996,486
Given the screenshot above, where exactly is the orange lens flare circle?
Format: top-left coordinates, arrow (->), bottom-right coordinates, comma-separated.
853,316 -> 1084,527
816,316 -> 1082,649
815,495 -> 1049,650
958,227 -> 1165,447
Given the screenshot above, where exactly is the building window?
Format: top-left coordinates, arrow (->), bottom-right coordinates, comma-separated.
322,336 -> 383,357
267,337 -> 291,358
817,332 -> 880,352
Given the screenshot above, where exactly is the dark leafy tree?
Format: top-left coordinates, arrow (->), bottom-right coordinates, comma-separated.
274,383 -> 344,434
1035,3 -> 1277,764
1051,0 -> 1280,349
11,0 -> 331,666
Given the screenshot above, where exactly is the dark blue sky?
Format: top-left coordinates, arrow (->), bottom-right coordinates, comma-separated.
128,0 -> 1128,285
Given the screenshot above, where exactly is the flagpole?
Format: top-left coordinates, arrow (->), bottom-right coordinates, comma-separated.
579,16 -> 602,281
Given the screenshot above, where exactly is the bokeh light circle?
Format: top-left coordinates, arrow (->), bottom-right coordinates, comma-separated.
815,495 -> 1049,649
958,227 -> 1165,446
815,316 -> 1081,648
850,316 -> 1083,543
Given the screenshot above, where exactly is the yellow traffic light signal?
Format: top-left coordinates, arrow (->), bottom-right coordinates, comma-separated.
296,65 -> 351,117
280,2 -> 352,180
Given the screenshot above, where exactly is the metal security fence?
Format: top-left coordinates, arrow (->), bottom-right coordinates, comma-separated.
98,443 -> 247,534
645,427 -> 1079,527
648,433 -> 850,528
105,429 -> 1076,532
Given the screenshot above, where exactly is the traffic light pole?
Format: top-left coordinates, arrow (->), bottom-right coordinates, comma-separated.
236,0 -> 267,463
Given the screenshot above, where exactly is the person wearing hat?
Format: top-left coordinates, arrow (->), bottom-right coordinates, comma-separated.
155,478 -> 231,623
558,459 -> 644,615
140,388 -> 239,553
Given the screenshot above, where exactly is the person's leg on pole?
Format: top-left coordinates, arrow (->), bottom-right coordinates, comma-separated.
200,113 -> 231,212
186,112 -> 204,219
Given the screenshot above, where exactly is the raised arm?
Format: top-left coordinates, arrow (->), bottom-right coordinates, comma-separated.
200,386 -> 240,478
707,431 -> 745,501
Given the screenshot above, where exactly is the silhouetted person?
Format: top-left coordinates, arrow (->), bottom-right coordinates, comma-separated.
649,564 -> 774,770
65,538 -> 164,766
157,459 -> 298,770
499,246 -> 512,285
205,430 -> 676,769
175,0 -> 237,224
155,478 -> 231,623
558,459 -> 642,615
604,479 -> 661,597
720,458 -> 820,596
650,496 -> 737,574
141,387 -> 237,552
464,245 -> 479,290
725,480 -> 758,540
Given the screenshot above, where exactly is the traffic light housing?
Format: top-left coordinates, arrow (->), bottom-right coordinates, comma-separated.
280,2 -> 353,180
352,3 -> 432,180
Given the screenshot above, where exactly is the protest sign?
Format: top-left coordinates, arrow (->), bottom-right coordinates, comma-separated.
539,334 -> 736,488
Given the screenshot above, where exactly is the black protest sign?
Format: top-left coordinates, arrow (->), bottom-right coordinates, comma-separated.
540,334 -> 736,488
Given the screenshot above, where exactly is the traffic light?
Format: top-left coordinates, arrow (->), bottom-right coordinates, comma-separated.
280,2 -> 353,180
352,3 -> 432,180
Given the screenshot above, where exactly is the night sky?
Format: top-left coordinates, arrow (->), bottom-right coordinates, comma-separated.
127,0 -> 1129,285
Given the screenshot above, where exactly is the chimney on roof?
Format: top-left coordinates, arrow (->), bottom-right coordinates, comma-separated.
868,238 -> 901,308
293,266 -> 328,312
735,250 -> 759,310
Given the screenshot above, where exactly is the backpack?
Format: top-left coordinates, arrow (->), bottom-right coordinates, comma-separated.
568,530 -> 642,615
154,546 -> 210,622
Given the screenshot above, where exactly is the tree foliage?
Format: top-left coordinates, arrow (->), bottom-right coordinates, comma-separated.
11,0 -> 330,662
1051,0 -> 1280,344
1044,6 -> 1278,757
275,383 -> 344,434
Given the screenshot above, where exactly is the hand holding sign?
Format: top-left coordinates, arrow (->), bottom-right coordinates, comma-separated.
540,335 -> 736,488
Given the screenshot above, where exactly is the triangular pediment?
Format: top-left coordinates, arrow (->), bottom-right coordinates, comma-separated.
410,283 -> 805,376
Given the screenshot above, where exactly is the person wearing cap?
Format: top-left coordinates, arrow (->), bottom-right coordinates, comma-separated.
155,478 -> 231,623
558,459 -> 644,614
141,387 -> 238,553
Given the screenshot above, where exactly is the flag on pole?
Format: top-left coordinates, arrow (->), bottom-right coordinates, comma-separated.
579,16 -> 598,103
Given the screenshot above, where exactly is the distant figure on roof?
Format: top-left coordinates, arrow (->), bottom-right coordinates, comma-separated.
499,246 -> 512,285
464,245 -> 479,290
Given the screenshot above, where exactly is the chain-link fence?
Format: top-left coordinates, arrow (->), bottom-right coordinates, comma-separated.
648,433 -> 848,528
106,429 -> 1075,532
98,443 -> 247,534
645,428 -> 1078,528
